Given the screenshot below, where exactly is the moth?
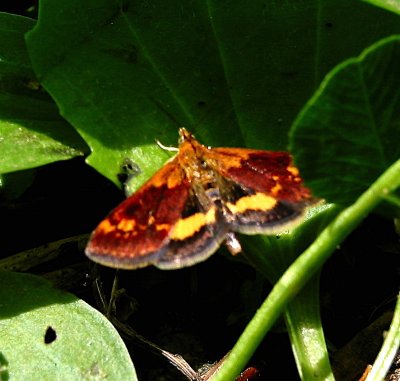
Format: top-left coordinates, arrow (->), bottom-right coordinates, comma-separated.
85,128 -> 313,269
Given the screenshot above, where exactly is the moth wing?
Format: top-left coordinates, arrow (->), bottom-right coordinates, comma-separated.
86,157 -> 228,270
204,147 -> 314,234
86,158 -> 190,269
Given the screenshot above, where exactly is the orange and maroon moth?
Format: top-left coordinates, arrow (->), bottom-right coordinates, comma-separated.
85,128 -> 314,269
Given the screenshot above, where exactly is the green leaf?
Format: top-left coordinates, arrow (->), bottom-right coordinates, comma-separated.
0,13 -> 88,175
26,1 -> 400,188
0,271 -> 137,381
361,0 -> 400,15
290,36 -> 400,205
0,120 -> 88,174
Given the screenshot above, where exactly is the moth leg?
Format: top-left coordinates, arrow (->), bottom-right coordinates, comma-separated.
224,232 -> 242,255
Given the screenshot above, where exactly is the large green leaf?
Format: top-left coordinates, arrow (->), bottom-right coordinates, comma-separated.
0,13 -> 88,175
26,1 -> 400,188
290,36 -> 400,205
20,3 -> 400,379
0,271 -> 137,381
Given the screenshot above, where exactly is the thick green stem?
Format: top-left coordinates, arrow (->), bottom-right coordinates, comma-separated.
284,275 -> 334,381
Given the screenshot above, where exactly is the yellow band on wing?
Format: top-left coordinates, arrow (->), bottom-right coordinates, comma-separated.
170,207 -> 216,241
226,193 -> 277,214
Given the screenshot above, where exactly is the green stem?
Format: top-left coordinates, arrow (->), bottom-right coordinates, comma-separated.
365,293 -> 400,381
212,158 -> 400,381
284,275 -> 334,381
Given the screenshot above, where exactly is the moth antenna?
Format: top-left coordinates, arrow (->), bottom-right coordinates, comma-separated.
155,139 -> 179,152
